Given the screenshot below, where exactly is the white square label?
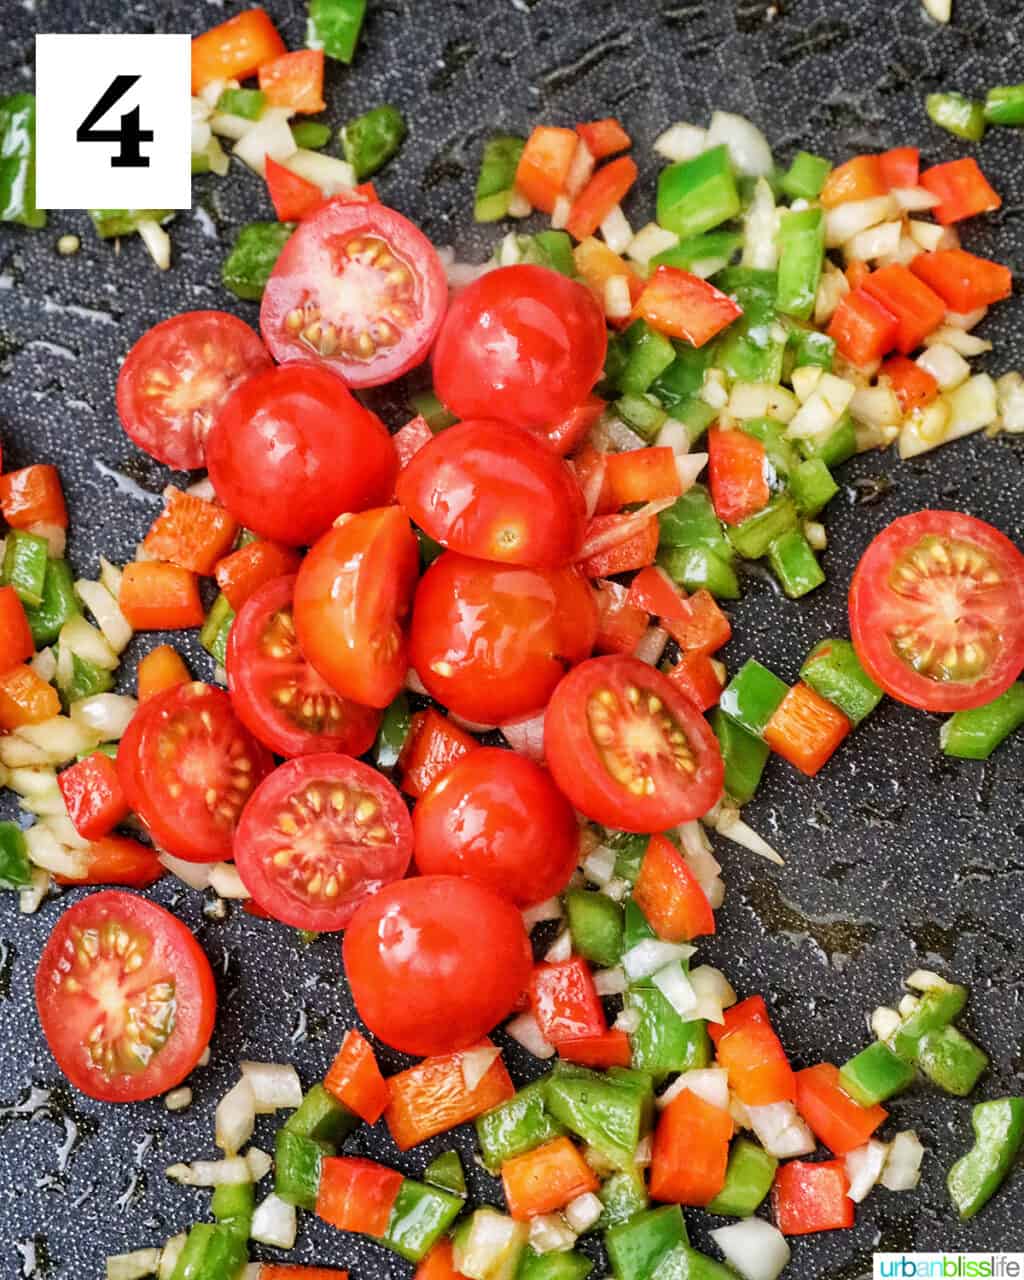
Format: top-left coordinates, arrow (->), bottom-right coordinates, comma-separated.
35,33 -> 191,210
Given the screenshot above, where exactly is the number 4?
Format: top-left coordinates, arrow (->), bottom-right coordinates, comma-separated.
76,74 -> 154,169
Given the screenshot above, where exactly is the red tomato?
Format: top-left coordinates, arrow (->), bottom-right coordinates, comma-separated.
412,748 -> 579,907
849,510 -> 1024,712
233,754 -> 413,931
117,682 -> 275,863
116,311 -> 271,470
545,656 -> 724,832
343,875 -> 532,1056
206,362 -> 397,546
226,575 -> 381,758
396,420 -> 588,567
260,199 -> 447,388
294,508 -> 420,709
35,891 -> 216,1102
432,265 -> 607,433
409,552 -> 598,725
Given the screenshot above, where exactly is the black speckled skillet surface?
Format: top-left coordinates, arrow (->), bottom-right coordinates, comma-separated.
1,1 -> 1023,1275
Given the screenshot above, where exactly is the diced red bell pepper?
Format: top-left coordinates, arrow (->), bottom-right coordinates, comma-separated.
795,1063 -> 888,1156
265,155 -> 325,222
827,287 -> 899,366
881,355 -> 938,414
909,248 -> 1013,313
214,540 -> 303,612
763,682 -> 851,777
544,395 -> 606,456
861,264 -> 946,355
258,48 -> 326,114
52,835 -> 163,888
576,118 -> 631,160
878,146 -> 919,190
573,237 -> 645,325
772,1160 -> 855,1235
634,833 -> 715,942
709,994 -> 796,1106
137,645 -> 191,702
666,650 -> 723,712
594,580 -> 649,656
191,7 -> 287,94
529,957 -> 607,1046
143,488 -> 239,576
845,259 -> 870,291
820,154 -> 887,208
708,427 -> 770,526
649,1088 -> 732,1207
316,1156 -> 403,1237
0,587 -> 35,674
384,1040 -> 514,1150
558,1028 -> 633,1069
119,563 -> 205,631
415,1241 -> 471,1280
669,589 -> 732,655
578,513 -> 660,578
634,267 -> 742,349
58,753 -> 130,841
605,448 -> 681,507
567,156 -> 639,242
515,126 -> 580,213
263,1270 -> 350,1280
393,415 -> 435,469
626,565 -> 685,621
920,158 -> 1001,225
325,1029 -> 390,1125
502,1136 -> 600,1220
0,464 -> 67,529
0,663 -> 60,729
398,708 -> 478,798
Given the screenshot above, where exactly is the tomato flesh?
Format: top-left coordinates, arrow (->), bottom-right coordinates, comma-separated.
35,891 -> 216,1102
849,510 -> 1024,711
116,311 -> 271,470
234,754 -> 413,931
261,200 -> 448,388
545,655 -> 724,832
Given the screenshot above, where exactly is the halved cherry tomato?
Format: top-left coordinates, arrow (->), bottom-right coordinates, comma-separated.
261,199 -> 448,388
52,835 -> 164,889
294,507 -> 419,709
116,312 -> 272,471
207,362 -> 397,547
35,891 -> 216,1102
117,682 -> 274,863
544,655 -> 724,832
849,510 -> 1024,712
396,420 -> 587,567
432,265 -> 607,434
412,747 -> 579,907
226,575 -> 381,758
343,875 -> 532,1056
233,754 -> 413,931
409,551 -> 598,725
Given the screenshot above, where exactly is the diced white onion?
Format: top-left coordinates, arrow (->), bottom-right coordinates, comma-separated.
891,185 -> 940,212
0,735 -> 52,768
21,784 -> 67,818
790,366 -> 824,404
741,178 -> 778,270
461,1044 -> 501,1093
106,1248 -> 162,1280
711,1218 -> 791,1280
501,711 -> 546,762
582,844 -> 616,887
603,415 -> 650,452
871,1005 -> 902,1042
544,928 -> 572,963
706,111 -> 773,178
846,1138 -> 890,1202
40,814 -> 90,850
908,218 -> 947,252
898,993 -> 921,1018
881,1130 -> 924,1190
247,1147 -> 273,1182
997,372 -> 1024,433
506,1012 -> 556,1060
28,522 -> 66,558
613,1006 -> 641,1034
924,325 -> 991,356
898,397 -> 951,459
98,557 -> 124,601
689,965 -> 737,1025
850,384 -> 902,432
24,824 -> 87,877
157,1236 -> 187,1280
6,766 -> 58,800
922,0 -> 952,22
600,204 -> 633,255
20,867 -> 50,914
622,939 -> 694,982
787,373 -> 856,440
657,418 -> 691,455
157,850 -> 213,890
166,1157 -> 251,1187
508,190 -> 532,219
164,1087 -> 192,1112
627,222 -> 679,267
594,966 -> 627,997
729,382 -> 798,424
603,274 -> 633,321
705,802 -> 784,864
746,1101 -> 816,1158
804,521 -> 828,551
653,962 -> 698,1019
658,1067 -> 730,1112
207,137 -> 230,177
522,897 -> 563,931
17,716 -> 98,765
498,231 -> 523,267
634,1135 -> 653,1167
824,195 -> 897,248
906,971 -> 949,997
633,626 -> 669,667
565,140 -> 595,199
240,1062 -> 303,1113
945,373 -> 998,440
564,1191 -> 603,1234
814,262 -> 850,325
71,693 -> 138,741
455,1209 -> 529,1278
550,194 -> 572,231
233,108 -> 297,175
529,1213 -> 576,1255
844,219 -> 901,264
945,305 -> 987,331
654,122 -> 707,163
251,1193 -> 297,1248
29,647 -> 57,683
60,614 -> 118,670
915,343 -> 970,391
137,221 -> 172,271
209,862 -> 251,900
700,368 -> 730,410
283,148 -> 356,194
216,1077 -> 256,1155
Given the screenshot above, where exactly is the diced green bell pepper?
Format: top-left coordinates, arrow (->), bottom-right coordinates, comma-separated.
789,457 -> 838,517
222,222 -> 295,301
658,485 -> 729,554
603,831 -> 649,886
2,530 -> 49,607
709,708 -> 770,806
800,638 -> 883,725
565,890 -> 624,969
200,594 -> 234,666
24,558 -> 79,647
892,980 -> 967,1063
0,822 -> 32,890
169,1223 -> 247,1280
705,1137 -> 777,1217
423,1149 -> 466,1197
927,92 -> 986,142
521,230 -> 575,277
341,105 -> 407,180
779,150 -> 832,200
916,1025 -> 989,1097
726,495 -> 798,560
658,546 -> 740,601
940,685 -> 1024,759
475,136 -> 526,222
216,88 -> 265,120
292,121 -> 332,150
798,413 -> 856,467
947,1097 -> 1024,1220
671,397 -> 718,444
839,1040 -> 916,1107
789,327 -> 835,372
475,1078 -> 565,1172
605,1205 -> 688,1280
657,146 -> 740,239
518,1248 -> 593,1280
409,389 -> 459,431
626,985 -> 711,1079
649,342 -> 716,409
89,209 -> 173,239
619,320 -> 676,397
274,1128 -> 325,1209
614,393 -> 666,441
984,84 -> 1024,126
59,652 -> 114,705
653,1246 -> 738,1280
381,1178 -> 463,1263
285,1082 -> 358,1144
714,309 -> 786,385
622,896 -> 656,950
768,528 -> 825,599
0,94 -> 45,228
212,1181 -> 254,1239
598,1166 -> 649,1228
545,1067 -> 653,1171
651,231 -> 742,274
374,693 -> 411,769
713,266 -> 777,311
776,207 -> 825,322
307,0 -> 366,63
719,660 -> 789,738
739,416 -> 802,480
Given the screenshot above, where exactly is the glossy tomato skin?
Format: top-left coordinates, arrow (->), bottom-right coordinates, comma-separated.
409,552 -> 598,725
432,265 -> 607,432
343,875 -> 532,1056
294,507 -> 420,709
35,891 -> 216,1102
395,419 -> 587,567
118,682 -> 275,863
261,199 -> 448,388
226,575 -> 380,758
850,510 -> 1024,712
206,362 -> 397,546
233,754 -> 413,931
545,655 -> 724,832
412,747 -> 579,907
117,311 -> 272,470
